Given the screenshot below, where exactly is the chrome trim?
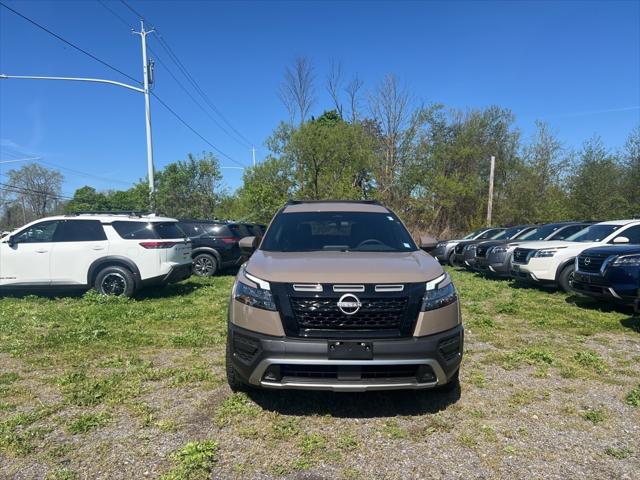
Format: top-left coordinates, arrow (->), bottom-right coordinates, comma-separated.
332,284 -> 365,292
293,283 -> 323,292
249,358 -> 448,391
607,287 -> 622,299
374,284 -> 404,292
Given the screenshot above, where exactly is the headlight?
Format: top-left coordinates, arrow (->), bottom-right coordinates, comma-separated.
492,246 -> 508,254
611,255 -> 640,267
465,244 -> 476,252
421,273 -> 458,311
234,273 -> 276,311
534,249 -> 558,258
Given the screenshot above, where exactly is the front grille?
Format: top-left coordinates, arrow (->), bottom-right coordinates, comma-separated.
513,248 -> 534,264
476,245 -> 491,258
291,297 -> 408,331
577,253 -> 610,273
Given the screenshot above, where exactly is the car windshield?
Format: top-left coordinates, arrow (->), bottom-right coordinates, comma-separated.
260,211 -> 417,252
566,224 -> 621,242
463,229 -> 485,239
477,228 -> 505,239
519,224 -> 561,241
491,226 -> 526,240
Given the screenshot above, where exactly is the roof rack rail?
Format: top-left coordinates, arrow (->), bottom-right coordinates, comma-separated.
285,199 -> 381,205
66,210 -> 158,217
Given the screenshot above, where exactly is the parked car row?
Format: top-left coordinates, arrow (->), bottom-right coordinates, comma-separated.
435,219 -> 640,309
0,212 -> 265,297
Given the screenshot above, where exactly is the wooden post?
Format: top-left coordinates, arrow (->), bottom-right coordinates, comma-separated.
487,155 -> 495,226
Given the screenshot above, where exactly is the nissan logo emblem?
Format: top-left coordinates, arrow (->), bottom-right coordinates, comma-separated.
584,257 -> 591,265
337,293 -> 362,315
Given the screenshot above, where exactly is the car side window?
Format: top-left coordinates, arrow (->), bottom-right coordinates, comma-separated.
12,221 -> 60,244
53,220 -> 107,242
614,225 -> 640,245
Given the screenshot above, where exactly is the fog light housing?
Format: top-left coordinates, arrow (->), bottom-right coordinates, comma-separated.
262,365 -> 281,382
416,365 -> 437,383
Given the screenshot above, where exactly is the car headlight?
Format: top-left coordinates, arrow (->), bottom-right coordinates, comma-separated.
611,255 -> 640,267
421,273 -> 458,311
465,244 -> 476,252
492,246 -> 508,254
234,272 -> 276,311
534,249 -> 558,258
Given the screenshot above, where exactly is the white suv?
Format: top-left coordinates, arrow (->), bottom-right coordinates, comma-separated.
0,213 -> 192,296
510,219 -> 640,292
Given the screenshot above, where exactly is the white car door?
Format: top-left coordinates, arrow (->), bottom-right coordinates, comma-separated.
49,219 -> 109,286
0,220 -> 59,286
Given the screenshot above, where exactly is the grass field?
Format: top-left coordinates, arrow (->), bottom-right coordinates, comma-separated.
1,268 -> 639,479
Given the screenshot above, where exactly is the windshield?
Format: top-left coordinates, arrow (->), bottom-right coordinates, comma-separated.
519,224 -> 561,241
476,228 -> 505,240
566,224 -> 620,243
463,229 -> 485,239
260,211 -> 417,252
492,226 -> 527,240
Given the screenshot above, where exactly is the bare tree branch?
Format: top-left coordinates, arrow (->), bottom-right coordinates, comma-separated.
326,60 -> 343,118
345,74 -> 364,124
281,56 -> 316,126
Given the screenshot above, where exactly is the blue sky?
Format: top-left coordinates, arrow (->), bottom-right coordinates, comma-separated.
1,0 -> 639,197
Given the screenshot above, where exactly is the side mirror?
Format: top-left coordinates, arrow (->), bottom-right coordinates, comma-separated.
7,235 -> 16,247
239,236 -> 258,256
613,236 -> 629,244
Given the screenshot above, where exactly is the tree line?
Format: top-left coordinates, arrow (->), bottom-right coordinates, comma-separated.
1,58 -> 638,237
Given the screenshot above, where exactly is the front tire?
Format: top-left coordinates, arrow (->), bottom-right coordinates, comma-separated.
558,263 -> 575,293
94,265 -> 135,297
192,253 -> 218,277
447,252 -> 457,267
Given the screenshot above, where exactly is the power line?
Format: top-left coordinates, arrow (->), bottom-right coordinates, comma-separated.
0,182 -> 74,200
150,92 -> 247,168
1,147 -> 135,187
119,0 -> 255,149
0,1 -> 141,85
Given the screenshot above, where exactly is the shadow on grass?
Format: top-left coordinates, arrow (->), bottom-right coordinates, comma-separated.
0,279 -> 204,301
247,384 -> 461,418
134,280 -> 203,300
565,293 -> 636,315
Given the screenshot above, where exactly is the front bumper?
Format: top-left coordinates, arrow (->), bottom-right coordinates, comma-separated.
572,271 -> 638,305
477,251 -> 511,276
228,323 -> 463,392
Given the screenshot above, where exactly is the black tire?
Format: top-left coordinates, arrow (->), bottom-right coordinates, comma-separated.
558,263 -> 576,293
192,253 -> 218,277
447,251 -> 457,267
94,265 -> 136,297
225,332 -> 251,392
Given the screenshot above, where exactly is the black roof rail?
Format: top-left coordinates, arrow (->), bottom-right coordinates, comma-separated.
66,210 -> 158,217
285,199 -> 381,205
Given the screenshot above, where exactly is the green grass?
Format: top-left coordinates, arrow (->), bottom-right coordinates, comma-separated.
0,270 -> 637,478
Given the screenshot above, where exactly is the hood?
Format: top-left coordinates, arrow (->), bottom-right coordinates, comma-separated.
513,240 -> 596,250
581,245 -> 640,256
245,249 -> 444,284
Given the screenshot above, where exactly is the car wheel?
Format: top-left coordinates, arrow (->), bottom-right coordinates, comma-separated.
193,253 -> 217,277
447,252 -> 457,267
94,265 -> 135,297
558,263 -> 575,293
225,333 -> 251,392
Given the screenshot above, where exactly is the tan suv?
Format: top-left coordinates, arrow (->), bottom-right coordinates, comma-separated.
226,200 -> 463,392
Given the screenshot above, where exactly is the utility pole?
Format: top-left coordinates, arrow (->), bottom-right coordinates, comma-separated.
251,146 -> 256,167
133,20 -> 155,196
486,155 -> 495,226
0,21 -> 156,202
